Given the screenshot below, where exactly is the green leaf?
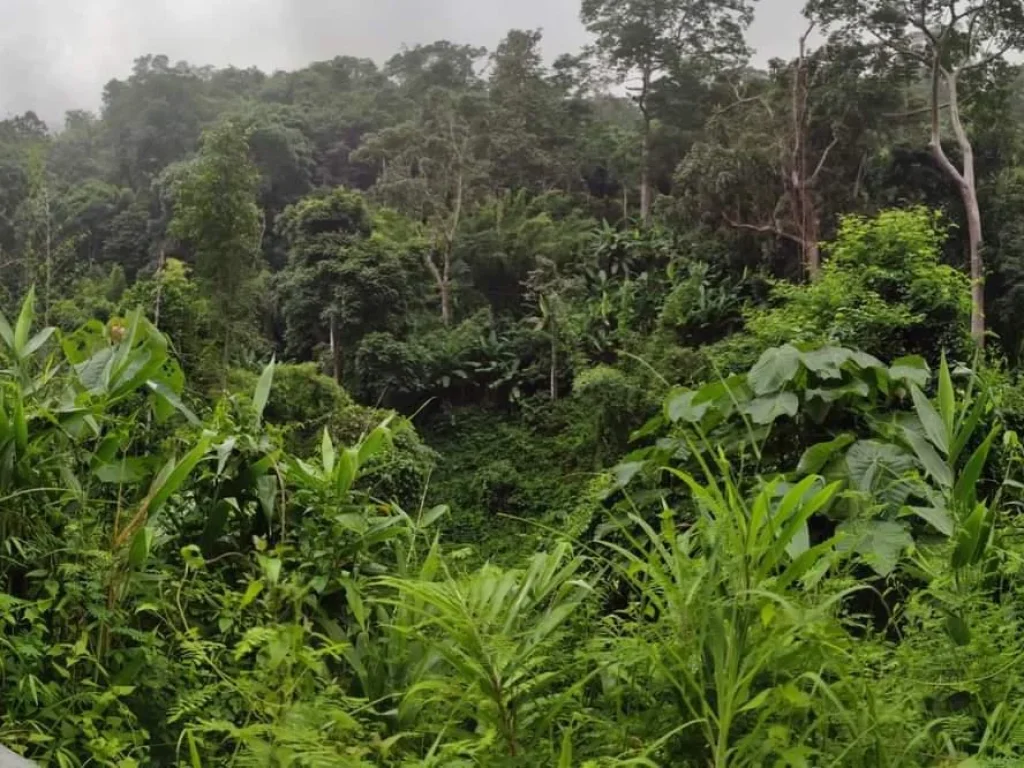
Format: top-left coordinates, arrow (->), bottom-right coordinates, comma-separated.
748,344 -> 802,396
953,425 -> 999,512
904,504 -> 954,537
910,385 -> 949,455
838,519 -> 913,576
665,389 -> 712,423
845,440 -> 915,494
744,392 -> 799,425
358,420 -> 393,465
22,327 -> 54,359
128,527 -> 154,568
321,428 -> 335,474
0,307 -> 14,351
94,459 -> 149,484
800,346 -> 854,379
13,287 -> 35,356
146,379 -> 199,425
421,504 -> 449,528
335,448 -> 358,496
937,352 -> 955,437
253,356 -> 275,424
240,580 -> 264,608
952,503 -> 988,570
888,356 -> 930,388
144,434 -> 213,519
797,434 -> 855,475
901,426 -> 953,489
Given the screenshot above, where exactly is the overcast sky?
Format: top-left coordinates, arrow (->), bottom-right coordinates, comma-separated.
0,0 -> 808,127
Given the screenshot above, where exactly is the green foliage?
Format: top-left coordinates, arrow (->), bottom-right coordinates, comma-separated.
747,208 -> 971,360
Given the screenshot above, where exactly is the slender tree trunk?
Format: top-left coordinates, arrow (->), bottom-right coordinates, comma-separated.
962,183 -> 984,344
153,245 -> 166,330
549,316 -> 558,402
43,183 -> 52,324
930,65 -> 984,346
329,313 -> 343,383
639,116 -> 652,225
425,250 -> 453,327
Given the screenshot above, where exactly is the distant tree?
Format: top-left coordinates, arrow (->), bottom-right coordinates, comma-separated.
808,0 -> 1024,345
581,0 -> 756,223
356,87 -> 489,326
275,189 -> 409,382
168,120 -> 263,366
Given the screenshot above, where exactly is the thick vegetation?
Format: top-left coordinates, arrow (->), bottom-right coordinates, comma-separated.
6,0 -> 1024,765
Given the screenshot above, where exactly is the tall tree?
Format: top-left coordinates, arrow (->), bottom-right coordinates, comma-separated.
168,120 -> 263,366
809,0 -> 1024,345
356,87 -> 488,326
581,0 -> 756,223
679,31 -> 896,279
275,189 -> 408,382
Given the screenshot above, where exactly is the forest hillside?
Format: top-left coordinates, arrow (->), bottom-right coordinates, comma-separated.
4,0 -> 1024,765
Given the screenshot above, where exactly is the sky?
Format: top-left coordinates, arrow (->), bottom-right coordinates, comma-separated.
0,0 -> 808,127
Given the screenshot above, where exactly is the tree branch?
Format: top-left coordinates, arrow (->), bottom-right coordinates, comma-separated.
724,214 -> 803,245
808,134 -> 840,187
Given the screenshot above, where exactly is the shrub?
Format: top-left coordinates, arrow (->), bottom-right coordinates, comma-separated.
747,207 -> 971,360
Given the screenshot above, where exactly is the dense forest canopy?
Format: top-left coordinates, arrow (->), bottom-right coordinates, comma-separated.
7,0 -> 1024,765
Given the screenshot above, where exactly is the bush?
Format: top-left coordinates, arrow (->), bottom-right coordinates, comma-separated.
747,207 -> 971,360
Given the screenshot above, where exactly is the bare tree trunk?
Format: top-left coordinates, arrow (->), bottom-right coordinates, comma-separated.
962,183 -> 985,344
329,313 -> 342,383
425,250 -> 453,327
43,183 -> 51,324
549,318 -> 558,402
153,245 -> 166,329
929,64 -> 984,346
639,117 -> 652,225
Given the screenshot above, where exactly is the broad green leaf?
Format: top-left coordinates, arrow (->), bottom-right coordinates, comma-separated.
336,448 -> 358,496
901,427 -> 953,489
321,428 -> 335,474
748,344 -> 801,396
744,392 -> 799,425
797,433 -> 854,475
420,504 -> 449,528
144,434 -> 213,519
806,378 -> 870,403
22,327 -> 55,359
147,379 -> 199,425
128,527 -> 154,568
888,356 -> 930,388
845,440 -> 915,494
937,352 -> 955,437
952,503 -> 987,569
953,425 -> 999,512
904,504 -> 954,537
358,420 -> 393,465
838,519 -> 913,576
910,385 -> 949,455
666,389 -> 712,423
240,580 -> 264,608
800,346 -> 854,379
94,459 -> 149,484
13,287 -> 35,355
611,461 -> 645,489
253,356 -> 275,424
0,307 -> 14,350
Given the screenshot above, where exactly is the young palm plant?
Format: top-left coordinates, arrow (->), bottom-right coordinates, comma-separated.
378,542 -> 590,761
600,443 -> 861,767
